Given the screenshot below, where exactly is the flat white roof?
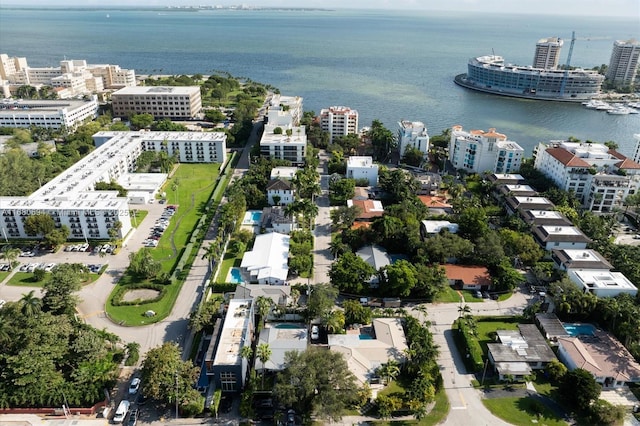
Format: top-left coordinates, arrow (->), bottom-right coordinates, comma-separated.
572,270 -> 637,290
347,156 -> 374,167
421,220 -> 459,234
505,184 -> 536,192
528,210 -> 565,219
270,167 -> 299,180
112,86 -> 200,95
260,124 -> 307,146
493,173 -> 525,180
213,299 -> 253,366
559,249 -> 604,262
0,98 -> 95,114
541,225 -> 583,236
515,196 -> 554,205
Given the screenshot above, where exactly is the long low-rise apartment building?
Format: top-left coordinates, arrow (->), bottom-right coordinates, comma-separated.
0,130 -> 227,241
111,86 -> 202,119
0,97 -> 98,129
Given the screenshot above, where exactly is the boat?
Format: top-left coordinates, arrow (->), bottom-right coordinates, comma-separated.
584,100 -> 611,110
607,106 -> 631,115
595,103 -> 614,111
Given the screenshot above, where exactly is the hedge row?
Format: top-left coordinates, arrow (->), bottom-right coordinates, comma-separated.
111,283 -> 167,306
455,318 -> 485,372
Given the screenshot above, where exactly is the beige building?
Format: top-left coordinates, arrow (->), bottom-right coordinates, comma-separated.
320,106 -> 358,143
533,37 -> 563,69
111,86 -> 202,119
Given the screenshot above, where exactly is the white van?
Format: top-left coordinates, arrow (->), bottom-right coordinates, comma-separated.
112,399 -> 130,423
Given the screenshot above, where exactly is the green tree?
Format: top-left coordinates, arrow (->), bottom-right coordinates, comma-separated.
42,264 -> 82,315
328,251 -> 376,294
140,343 -> 199,407
545,359 -> 567,382
342,299 -> 372,325
43,225 -> 70,248
560,368 -> 600,411
19,290 -> 42,317
273,348 -> 360,422
129,113 -> 154,130
0,246 -> 21,269
23,213 -> 55,237
255,296 -> 273,328
382,260 -> 418,297
307,283 -> 339,320
329,177 -> 355,206
330,205 -> 361,231
256,343 -> 272,388
128,248 -> 162,279
378,168 -> 420,204
402,146 -> 425,167
376,360 -> 400,385
457,206 -> 489,241
368,120 -> 396,162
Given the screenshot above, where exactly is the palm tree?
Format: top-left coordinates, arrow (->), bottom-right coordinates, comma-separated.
240,345 -> 253,377
0,247 -> 21,269
256,343 -> 272,388
377,360 -> 400,385
255,296 -> 273,328
202,241 -> 221,273
20,290 -> 42,317
457,304 -> 471,319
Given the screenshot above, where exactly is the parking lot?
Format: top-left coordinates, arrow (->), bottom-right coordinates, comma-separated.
142,204 -> 177,248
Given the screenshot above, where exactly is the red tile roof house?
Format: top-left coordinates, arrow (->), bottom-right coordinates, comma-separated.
347,199 -> 384,221
443,264 -> 491,290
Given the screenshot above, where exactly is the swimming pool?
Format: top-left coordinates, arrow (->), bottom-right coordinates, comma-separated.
563,323 -> 596,337
229,267 -> 244,284
359,334 -> 374,340
242,210 -> 263,225
275,323 -> 304,329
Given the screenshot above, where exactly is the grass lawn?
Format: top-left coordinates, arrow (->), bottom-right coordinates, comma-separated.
129,209 -> 148,227
434,286 -> 484,303
483,396 -> 567,426
106,163 -> 222,326
475,316 -> 522,354
0,271 -> 9,283
7,267 -> 106,287
216,252 -> 243,284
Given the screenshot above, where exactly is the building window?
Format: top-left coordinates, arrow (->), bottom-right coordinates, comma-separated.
220,372 -> 236,391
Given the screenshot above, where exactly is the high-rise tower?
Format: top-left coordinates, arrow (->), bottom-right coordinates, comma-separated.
533,37 -> 563,69
606,39 -> 640,87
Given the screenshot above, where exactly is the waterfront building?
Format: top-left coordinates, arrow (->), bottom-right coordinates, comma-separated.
533,140 -> 640,212
633,134 -> 640,164
110,86 -> 202,119
346,156 -> 378,185
397,120 -> 429,157
448,125 -> 524,174
0,130 -> 227,241
0,54 -> 136,98
455,54 -> 604,101
533,37 -> 563,69
0,97 -> 98,129
605,39 -> 640,88
319,106 -> 358,143
265,94 -> 303,126
259,123 -> 307,166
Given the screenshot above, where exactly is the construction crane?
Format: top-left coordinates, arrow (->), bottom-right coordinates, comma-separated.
559,31 -> 576,97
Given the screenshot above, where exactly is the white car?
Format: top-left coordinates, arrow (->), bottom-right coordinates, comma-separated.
44,263 -> 56,272
311,325 -> 319,340
128,377 -> 141,395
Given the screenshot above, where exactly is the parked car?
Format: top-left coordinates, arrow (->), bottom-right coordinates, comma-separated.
482,291 -> 490,299
311,325 -> 319,340
474,291 -> 482,299
126,408 -> 138,426
112,399 -> 130,423
128,377 -> 141,395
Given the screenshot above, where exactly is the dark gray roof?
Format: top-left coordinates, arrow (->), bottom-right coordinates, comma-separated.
266,178 -> 292,191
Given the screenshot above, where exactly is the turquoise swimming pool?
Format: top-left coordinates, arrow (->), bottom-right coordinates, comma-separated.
359,334 -> 374,340
229,267 -> 244,284
242,210 -> 263,225
275,323 -> 304,329
563,323 -> 596,337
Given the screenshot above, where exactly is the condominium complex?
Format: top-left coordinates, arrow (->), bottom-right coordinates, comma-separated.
0,54 -> 136,98
448,125 -> 524,174
397,120 -> 429,157
110,86 -> 202,119
259,123 -> 307,166
319,106 -> 358,143
0,130 -> 227,241
0,97 -> 99,129
265,94 -> 303,127
605,39 -> 640,87
533,140 -> 640,212
533,37 -> 563,69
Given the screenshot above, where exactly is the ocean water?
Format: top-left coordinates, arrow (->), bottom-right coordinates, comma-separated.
1,7 -> 639,155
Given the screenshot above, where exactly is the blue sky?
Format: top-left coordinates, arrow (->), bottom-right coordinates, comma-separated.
4,0 -> 639,17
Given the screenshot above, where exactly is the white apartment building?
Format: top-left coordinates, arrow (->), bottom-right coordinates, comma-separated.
259,123 -> 307,166
398,120 -> 429,157
320,106 -> 358,143
111,86 -> 202,119
0,97 -> 99,129
533,37 -> 563,70
605,39 -> 640,87
534,140 -> 640,212
266,94 -> 303,126
532,225 -> 591,251
567,269 -> 637,298
0,55 -> 136,98
346,156 -> 379,186
632,134 -> 640,164
0,130 -> 227,241
448,125 -> 524,174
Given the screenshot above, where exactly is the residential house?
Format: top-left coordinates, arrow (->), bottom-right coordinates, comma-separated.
260,206 -> 298,234
551,249 -> 613,272
521,210 -> 572,228
504,196 -> 555,216
487,324 -> 557,381
420,220 -> 459,240
328,318 -> 407,398
443,264 -> 491,290
356,245 -> 391,287
397,120 -> 429,158
346,156 -> 379,186
487,173 -> 527,186
531,225 -> 591,251
240,232 -> 290,285
495,184 -> 538,200
557,329 -> 640,388
347,199 -> 384,222
255,323 -> 308,372
270,166 -> 299,181
566,269 -> 637,298
448,126 -> 524,174
418,195 -> 453,215
266,178 -> 294,206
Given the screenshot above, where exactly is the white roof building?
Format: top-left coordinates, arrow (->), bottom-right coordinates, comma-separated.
420,220 -> 459,238
397,120 -> 429,157
532,225 -> 591,251
270,166 -> 299,180
266,94 -> 303,126
448,125 -> 524,174
0,97 -> 98,129
567,269 -> 637,298
320,106 -> 359,143
240,232 -> 290,285
346,156 -> 378,186
534,140 -> 640,213
259,123 -> 307,166
255,323 -> 308,371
